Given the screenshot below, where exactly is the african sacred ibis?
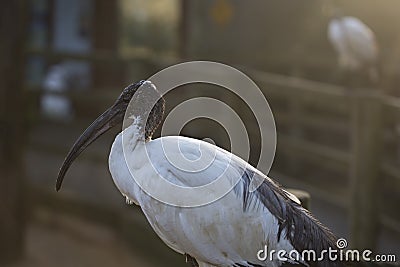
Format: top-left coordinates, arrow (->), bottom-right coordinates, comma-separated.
41,61 -> 91,121
56,81 -> 341,267
328,13 -> 379,83
41,64 -> 73,121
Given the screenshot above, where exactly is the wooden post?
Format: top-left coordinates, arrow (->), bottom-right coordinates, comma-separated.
0,0 -> 28,263
93,0 -> 123,88
179,0 -> 190,59
287,188 -> 311,210
349,89 -> 382,250
287,97 -> 304,175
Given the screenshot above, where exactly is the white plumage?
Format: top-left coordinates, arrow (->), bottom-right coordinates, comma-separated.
41,65 -> 73,121
109,124 -> 297,267
328,15 -> 378,81
56,81 -> 340,267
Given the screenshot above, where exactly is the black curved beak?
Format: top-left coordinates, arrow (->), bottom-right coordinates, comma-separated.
56,101 -> 125,191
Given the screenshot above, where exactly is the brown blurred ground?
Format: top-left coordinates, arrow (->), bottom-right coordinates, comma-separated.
5,208 -> 156,267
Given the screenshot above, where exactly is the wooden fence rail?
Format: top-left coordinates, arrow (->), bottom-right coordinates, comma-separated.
246,70 -> 400,250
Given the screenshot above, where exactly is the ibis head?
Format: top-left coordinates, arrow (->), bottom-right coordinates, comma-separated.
56,80 -> 165,191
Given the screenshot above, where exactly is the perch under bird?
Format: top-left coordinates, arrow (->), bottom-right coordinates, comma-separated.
56,81 -> 342,267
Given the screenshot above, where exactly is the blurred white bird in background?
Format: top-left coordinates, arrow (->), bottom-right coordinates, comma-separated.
327,10 -> 379,84
41,64 -> 73,121
41,61 -> 91,121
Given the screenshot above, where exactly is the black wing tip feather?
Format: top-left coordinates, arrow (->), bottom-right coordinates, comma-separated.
236,167 -> 344,267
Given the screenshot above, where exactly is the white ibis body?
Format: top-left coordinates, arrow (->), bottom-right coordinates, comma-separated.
328,15 -> 379,82
56,81 -> 340,267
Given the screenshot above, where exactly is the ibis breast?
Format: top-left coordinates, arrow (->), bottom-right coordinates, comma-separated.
109,130 -> 297,267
